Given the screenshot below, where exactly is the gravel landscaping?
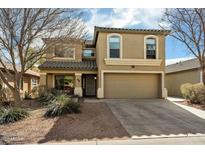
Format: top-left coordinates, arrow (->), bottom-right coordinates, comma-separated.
0,100 -> 129,144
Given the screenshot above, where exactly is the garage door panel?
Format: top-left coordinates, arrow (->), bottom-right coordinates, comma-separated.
104,73 -> 160,98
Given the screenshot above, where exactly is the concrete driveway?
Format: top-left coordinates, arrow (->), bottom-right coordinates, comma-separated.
105,99 -> 205,138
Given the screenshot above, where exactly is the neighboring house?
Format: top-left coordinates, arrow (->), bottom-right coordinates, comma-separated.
166,58 -> 202,97
39,26 -> 170,99
0,64 -> 40,95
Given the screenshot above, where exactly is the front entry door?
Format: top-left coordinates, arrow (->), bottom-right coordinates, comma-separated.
83,75 -> 96,97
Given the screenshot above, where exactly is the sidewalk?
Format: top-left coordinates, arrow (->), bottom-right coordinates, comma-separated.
51,136 -> 205,145
167,97 -> 185,102
167,97 -> 205,120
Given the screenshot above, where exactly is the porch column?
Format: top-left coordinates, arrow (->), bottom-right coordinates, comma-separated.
47,74 -> 54,89
74,73 -> 83,97
39,73 -> 46,86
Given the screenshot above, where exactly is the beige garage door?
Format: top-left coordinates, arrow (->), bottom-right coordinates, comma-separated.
104,73 -> 161,98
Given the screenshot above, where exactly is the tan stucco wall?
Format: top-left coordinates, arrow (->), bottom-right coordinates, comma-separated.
96,32 -> 166,98
104,73 -> 160,98
39,74 -> 46,86
1,73 -> 39,97
166,69 -> 201,97
45,40 -> 84,61
47,74 -> 54,89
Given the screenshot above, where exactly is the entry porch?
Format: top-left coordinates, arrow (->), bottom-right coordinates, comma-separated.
39,71 -> 97,97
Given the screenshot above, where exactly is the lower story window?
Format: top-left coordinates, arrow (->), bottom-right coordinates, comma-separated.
31,79 -> 38,86
55,75 -> 74,94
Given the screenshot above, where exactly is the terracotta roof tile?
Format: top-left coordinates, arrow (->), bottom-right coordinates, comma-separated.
39,60 -> 97,71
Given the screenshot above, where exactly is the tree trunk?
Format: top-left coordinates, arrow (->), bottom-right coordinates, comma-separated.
201,66 -> 205,85
12,89 -> 22,107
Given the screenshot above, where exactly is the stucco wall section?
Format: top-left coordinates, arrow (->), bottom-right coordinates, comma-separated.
166,69 -> 201,97
39,74 -> 46,86
45,40 -> 84,61
95,32 -> 166,92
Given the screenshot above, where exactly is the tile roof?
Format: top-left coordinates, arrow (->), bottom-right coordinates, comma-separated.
166,58 -> 200,74
38,60 -> 97,71
94,26 -> 171,33
93,26 -> 171,45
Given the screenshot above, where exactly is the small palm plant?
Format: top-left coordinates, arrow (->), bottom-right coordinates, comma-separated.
0,107 -> 29,124
38,92 -> 56,106
44,94 -> 80,117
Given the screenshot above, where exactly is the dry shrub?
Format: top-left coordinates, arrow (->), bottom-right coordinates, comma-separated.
181,83 -> 205,104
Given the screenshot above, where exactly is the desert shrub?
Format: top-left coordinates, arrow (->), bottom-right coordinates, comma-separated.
44,94 -> 80,117
181,83 -> 205,104
0,107 -> 29,124
38,85 -> 48,98
192,83 -> 205,103
180,83 -> 193,100
50,88 -> 58,96
38,93 -> 56,106
24,91 -> 32,100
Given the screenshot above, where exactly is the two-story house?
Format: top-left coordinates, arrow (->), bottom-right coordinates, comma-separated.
39,26 -> 170,99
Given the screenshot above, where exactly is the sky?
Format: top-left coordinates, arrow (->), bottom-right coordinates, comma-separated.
83,8 -> 195,65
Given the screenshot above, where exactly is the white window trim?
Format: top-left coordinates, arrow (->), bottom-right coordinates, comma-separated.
107,33 -> 123,59
53,47 -> 75,60
144,35 -> 159,59
104,58 -> 162,66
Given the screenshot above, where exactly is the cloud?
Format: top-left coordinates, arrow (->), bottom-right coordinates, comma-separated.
85,8 -> 165,37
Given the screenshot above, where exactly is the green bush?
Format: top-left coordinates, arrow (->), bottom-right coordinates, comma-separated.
24,91 -> 32,100
38,93 -> 56,106
180,83 -> 205,104
44,94 -> 80,117
0,107 -> 29,124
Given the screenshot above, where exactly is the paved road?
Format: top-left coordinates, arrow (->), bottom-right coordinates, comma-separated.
105,99 -> 205,138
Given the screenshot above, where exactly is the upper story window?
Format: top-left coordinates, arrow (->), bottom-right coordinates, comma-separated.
83,49 -> 95,58
54,47 -> 75,59
144,35 -> 158,59
108,34 -> 122,58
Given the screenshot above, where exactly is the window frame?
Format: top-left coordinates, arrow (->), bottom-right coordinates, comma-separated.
31,78 -> 38,86
55,75 -> 74,90
144,35 -> 158,59
82,49 -> 95,58
107,33 -> 123,59
54,47 -> 75,60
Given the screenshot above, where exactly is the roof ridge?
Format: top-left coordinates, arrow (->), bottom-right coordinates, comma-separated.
166,58 -> 197,67
94,26 -> 170,32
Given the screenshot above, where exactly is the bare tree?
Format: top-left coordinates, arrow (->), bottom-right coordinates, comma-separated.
0,8 -> 87,105
161,8 -> 205,84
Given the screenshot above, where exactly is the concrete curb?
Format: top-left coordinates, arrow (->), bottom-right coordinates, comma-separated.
131,133 -> 205,140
